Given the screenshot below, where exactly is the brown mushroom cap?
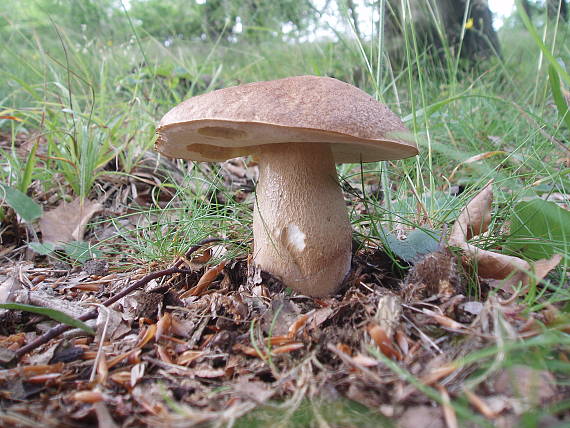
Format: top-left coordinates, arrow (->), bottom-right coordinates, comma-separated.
156,75 -> 418,162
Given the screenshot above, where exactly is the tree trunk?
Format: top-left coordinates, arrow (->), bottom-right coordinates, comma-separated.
384,0 -> 501,66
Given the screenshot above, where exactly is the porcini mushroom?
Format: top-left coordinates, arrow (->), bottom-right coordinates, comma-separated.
156,75 -> 417,296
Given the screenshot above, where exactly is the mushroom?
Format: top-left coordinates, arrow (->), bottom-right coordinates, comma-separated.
156,75 -> 417,296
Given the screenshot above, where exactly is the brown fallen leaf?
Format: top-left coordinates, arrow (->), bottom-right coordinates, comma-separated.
449,181 -> 494,242
40,197 -> 103,247
422,308 -> 469,332
194,368 -> 226,378
421,363 -> 457,386
177,350 -> 203,366
156,312 -> 172,342
287,312 -> 310,338
449,182 -> 562,292
490,253 -> 562,294
180,261 -> 226,298
26,373 -> 62,384
96,352 -> 108,385
367,323 -> 402,361
70,390 -> 104,404
232,343 -> 263,358
271,342 -> 304,354
464,388 -> 499,419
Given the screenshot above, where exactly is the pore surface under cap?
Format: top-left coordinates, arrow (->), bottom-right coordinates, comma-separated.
156,75 -> 417,163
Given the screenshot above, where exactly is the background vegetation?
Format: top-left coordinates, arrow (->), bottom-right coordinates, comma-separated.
0,0 -> 569,426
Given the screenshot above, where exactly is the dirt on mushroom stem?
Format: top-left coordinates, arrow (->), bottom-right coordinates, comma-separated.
252,142 -> 352,296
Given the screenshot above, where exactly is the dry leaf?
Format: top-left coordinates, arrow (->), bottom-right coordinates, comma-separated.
156,312 -> 172,342
421,363 -> 457,385
271,342 -> 304,354
368,323 -> 402,360
464,389 -> 499,419
97,352 -> 108,385
136,324 -> 157,348
96,307 -> 124,343
194,368 -> 226,378
422,308 -> 469,331
449,183 -> 562,291
181,261 -> 226,298
130,362 -> 145,387
27,373 -> 62,384
71,390 -> 104,403
156,344 -> 173,364
177,350 -> 203,366
395,330 -> 410,356
351,353 -> 379,367
437,385 -> 458,428
374,294 -> 402,337
449,181 -> 493,243
40,197 -> 103,247
287,312 -> 311,338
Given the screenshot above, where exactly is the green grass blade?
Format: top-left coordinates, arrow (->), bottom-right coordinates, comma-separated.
0,303 -> 95,335
548,64 -> 570,130
515,0 -> 570,85
18,141 -> 38,194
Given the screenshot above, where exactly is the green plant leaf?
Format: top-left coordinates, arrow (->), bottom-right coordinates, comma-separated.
0,183 -> 43,222
515,0 -> 570,85
0,303 -> 94,335
548,64 -> 570,130
507,199 -> 570,261
64,241 -> 102,263
385,228 -> 440,262
28,242 -> 55,255
18,141 -> 38,194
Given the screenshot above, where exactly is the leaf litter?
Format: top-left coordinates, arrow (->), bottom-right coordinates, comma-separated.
0,175 -> 568,427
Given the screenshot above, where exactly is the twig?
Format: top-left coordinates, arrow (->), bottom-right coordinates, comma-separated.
14,238 -> 222,360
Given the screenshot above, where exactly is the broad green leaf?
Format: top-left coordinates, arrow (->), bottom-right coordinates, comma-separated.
28,242 -> 55,256
507,199 -> 570,261
64,241 -> 102,263
0,303 -> 94,335
0,183 -> 42,222
385,228 -> 440,262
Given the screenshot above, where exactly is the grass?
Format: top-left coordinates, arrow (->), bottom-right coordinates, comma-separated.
0,0 -> 569,426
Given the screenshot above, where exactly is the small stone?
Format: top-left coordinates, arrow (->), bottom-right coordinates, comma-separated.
83,259 -> 109,276
461,301 -> 483,315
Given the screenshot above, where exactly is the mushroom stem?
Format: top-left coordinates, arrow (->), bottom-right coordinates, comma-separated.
253,143 -> 352,296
